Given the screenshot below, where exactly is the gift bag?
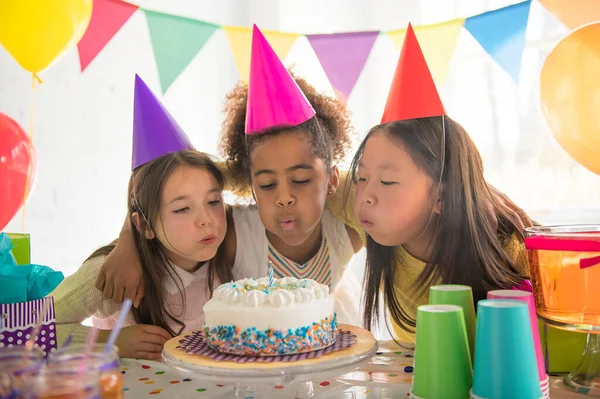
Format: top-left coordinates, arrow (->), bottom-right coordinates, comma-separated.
1,297 -> 57,356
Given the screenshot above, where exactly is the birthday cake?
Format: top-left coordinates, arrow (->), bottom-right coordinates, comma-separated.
202,276 -> 337,356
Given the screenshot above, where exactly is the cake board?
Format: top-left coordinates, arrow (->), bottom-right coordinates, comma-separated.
162,323 -> 378,398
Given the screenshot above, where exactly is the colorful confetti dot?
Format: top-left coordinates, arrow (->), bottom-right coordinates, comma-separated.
376,352 -> 383,355
122,368 -> 129,371
319,381 -> 330,387
394,351 -> 403,355
183,378 -> 192,382
388,373 -> 398,377
216,384 -> 225,388
196,388 -> 207,392
149,389 -> 162,395
139,378 -> 149,382
142,365 -> 151,369
144,381 -> 155,385
121,371 -> 126,374
123,388 -> 129,392
404,354 -> 413,358
404,366 -> 414,373
170,381 -> 180,385
155,371 -> 164,375
274,385 -> 284,389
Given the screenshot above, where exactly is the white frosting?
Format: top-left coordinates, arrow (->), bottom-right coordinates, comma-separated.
244,290 -> 267,307
294,287 -> 315,303
268,289 -> 295,307
208,277 -> 330,307
204,276 -> 335,331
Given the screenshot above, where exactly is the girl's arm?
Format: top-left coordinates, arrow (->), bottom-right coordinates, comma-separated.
95,218 -> 144,306
52,256 -> 119,345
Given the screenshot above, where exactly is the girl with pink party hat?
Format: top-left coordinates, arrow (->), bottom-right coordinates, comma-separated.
350,24 -> 531,342
96,25 -> 363,325
50,76 -> 232,359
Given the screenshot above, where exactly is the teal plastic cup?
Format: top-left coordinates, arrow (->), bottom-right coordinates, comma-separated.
471,299 -> 542,399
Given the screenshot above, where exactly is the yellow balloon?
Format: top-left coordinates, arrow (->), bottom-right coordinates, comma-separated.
0,0 -> 93,73
540,23 -> 600,175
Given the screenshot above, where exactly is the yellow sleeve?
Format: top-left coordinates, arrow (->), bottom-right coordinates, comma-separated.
48,256 -> 116,345
326,169 -> 366,244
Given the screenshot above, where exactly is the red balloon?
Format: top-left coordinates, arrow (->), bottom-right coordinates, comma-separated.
0,113 -> 35,231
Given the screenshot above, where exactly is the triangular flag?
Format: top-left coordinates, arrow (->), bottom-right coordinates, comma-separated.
224,26 -> 299,83
144,10 -> 219,93
382,23 -> 445,124
387,19 -> 464,87
464,1 -> 532,83
539,0 -> 600,30
77,0 -> 138,71
132,75 -> 194,170
306,32 -> 379,99
246,25 -> 315,135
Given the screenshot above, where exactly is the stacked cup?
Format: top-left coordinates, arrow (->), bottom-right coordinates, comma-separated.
471,300 -> 542,399
488,290 -> 549,398
429,285 -> 477,365
411,304 -> 473,399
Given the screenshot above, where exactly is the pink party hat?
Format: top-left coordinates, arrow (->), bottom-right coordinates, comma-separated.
132,75 -> 194,170
245,25 -> 316,135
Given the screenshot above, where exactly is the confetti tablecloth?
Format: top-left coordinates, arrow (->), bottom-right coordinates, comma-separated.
120,341 -> 581,398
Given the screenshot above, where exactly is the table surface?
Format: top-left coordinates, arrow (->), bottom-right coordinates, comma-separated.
120,340 -> 582,398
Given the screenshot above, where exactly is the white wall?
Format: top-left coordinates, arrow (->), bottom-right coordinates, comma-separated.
1,0 -> 599,278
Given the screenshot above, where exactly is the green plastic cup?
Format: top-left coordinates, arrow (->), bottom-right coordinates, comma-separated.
411,304 -> 472,399
429,284 -> 476,364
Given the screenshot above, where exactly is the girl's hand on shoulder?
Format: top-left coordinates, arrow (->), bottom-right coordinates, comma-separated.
113,325 -> 171,361
95,225 -> 145,307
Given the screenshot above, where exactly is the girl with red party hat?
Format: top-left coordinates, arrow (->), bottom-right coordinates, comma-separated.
50,76 -> 232,359
349,24 -> 530,341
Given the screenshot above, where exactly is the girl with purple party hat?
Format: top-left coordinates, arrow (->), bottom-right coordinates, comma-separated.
50,76 -> 232,360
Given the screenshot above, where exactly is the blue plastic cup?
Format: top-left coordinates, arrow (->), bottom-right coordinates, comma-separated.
471,299 -> 542,399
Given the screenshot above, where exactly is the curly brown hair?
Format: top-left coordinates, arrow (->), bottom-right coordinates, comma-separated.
220,73 -> 354,194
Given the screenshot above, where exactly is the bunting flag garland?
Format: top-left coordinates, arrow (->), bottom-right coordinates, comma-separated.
307,31 -> 379,99
144,10 -> 219,93
77,0 -> 139,71
464,1 -> 532,82
65,0 -> 589,98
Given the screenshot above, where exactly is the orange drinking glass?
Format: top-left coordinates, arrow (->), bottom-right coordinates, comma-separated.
47,344 -> 123,399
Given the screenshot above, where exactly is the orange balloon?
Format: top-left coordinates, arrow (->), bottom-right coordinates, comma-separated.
540,22 -> 600,175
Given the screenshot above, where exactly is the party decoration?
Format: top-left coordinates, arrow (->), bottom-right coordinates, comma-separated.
0,0 -> 93,73
0,113 -> 35,231
539,0 -> 600,30
387,19 -> 464,87
224,26 -> 299,83
381,23 -> 445,124
307,31 -> 379,99
144,10 -> 219,93
77,0 -> 138,71
464,1 -> 531,82
245,25 -> 315,135
540,22 -> 600,175
132,75 -> 194,170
